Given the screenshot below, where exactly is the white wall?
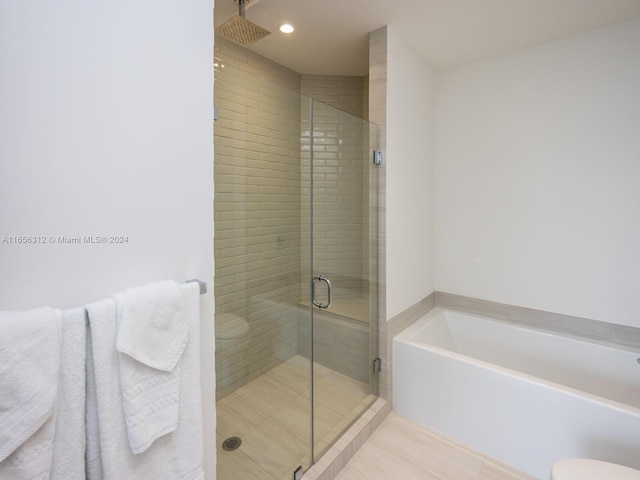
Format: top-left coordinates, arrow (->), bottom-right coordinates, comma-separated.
435,18 -> 640,328
386,27 -> 436,319
0,0 -> 216,476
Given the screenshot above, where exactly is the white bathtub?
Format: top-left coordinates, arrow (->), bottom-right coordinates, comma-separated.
393,307 -> 640,479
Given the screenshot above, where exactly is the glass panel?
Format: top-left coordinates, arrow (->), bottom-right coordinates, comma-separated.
214,59 -> 312,479
308,99 -> 380,459
213,52 -> 380,479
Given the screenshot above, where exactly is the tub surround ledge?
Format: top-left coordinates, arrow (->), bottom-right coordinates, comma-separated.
436,291 -> 640,349
383,292 -> 436,403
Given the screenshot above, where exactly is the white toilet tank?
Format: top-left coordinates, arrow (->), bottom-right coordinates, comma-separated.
552,459 -> 640,480
215,313 -> 250,353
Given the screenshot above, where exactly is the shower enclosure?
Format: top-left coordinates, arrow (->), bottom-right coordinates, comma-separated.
214,54 -> 380,480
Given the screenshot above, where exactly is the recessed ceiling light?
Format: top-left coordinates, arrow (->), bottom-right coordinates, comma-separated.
279,23 -> 294,34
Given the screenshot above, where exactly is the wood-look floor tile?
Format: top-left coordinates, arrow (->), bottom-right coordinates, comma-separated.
283,354 -> 311,371
263,358 -> 312,395
335,413 -> 534,480
234,371 -> 300,416
216,392 -> 268,439
369,415 -> 483,480
216,433 -> 277,480
305,377 -> 369,416
321,367 -> 369,395
477,458 -> 537,480
240,416 -> 311,479
269,393 -> 347,445
218,356 -> 377,480
337,439 -> 459,480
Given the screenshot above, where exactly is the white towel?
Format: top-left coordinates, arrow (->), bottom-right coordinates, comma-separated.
116,280 -> 188,372
51,308 -> 87,480
115,280 -> 188,454
85,298 -> 123,480
85,282 -> 204,480
0,307 -> 61,480
84,319 -> 104,480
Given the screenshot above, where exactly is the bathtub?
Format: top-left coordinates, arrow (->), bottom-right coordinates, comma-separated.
393,307 -> 640,479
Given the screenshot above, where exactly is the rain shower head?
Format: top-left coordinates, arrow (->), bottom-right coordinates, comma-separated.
216,0 -> 270,47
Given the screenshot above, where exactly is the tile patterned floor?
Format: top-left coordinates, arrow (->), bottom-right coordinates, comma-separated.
216,355 -> 375,480
334,413 -> 537,480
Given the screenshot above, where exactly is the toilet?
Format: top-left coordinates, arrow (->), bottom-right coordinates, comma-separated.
551,459 -> 640,480
215,313 -> 250,367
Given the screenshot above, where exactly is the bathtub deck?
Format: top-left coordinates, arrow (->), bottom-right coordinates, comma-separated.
335,413 -> 535,480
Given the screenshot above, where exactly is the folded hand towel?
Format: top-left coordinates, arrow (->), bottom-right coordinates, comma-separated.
86,282 -> 204,480
114,280 -> 189,454
116,289 -> 181,454
116,280 -> 188,372
0,307 -> 61,480
51,308 -> 87,480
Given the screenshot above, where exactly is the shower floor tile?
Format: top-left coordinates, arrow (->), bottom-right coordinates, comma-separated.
216,433 -> 274,480
216,355 -> 374,480
304,376 -> 369,417
261,358 -> 310,395
216,393 -> 268,440
233,371 -> 301,417
269,394 -> 341,442
239,416 -> 308,479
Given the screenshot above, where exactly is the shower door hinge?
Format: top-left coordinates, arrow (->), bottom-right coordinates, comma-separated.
293,465 -> 303,480
373,150 -> 383,165
214,105 -> 220,121
373,357 -> 382,375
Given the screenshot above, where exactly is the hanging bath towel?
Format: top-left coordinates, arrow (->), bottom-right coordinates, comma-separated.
51,308 -> 87,480
0,307 -> 61,480
85,281 -> 204,480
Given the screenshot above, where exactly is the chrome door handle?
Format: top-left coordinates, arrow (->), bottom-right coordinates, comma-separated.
312,275 -> 332,309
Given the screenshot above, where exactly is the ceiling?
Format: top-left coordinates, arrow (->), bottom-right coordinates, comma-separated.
214,0 -> 640,76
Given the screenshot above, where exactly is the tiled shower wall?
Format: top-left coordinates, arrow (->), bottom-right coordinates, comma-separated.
299,76 -> 372,299
214,37 -> 372,398
214,38 -> 302,398
300,75 -> 369,118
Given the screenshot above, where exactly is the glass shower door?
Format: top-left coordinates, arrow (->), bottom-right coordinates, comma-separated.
303,98 -> 380,460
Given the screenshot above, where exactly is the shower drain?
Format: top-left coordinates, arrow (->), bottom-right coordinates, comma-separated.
222,436 -> 242,452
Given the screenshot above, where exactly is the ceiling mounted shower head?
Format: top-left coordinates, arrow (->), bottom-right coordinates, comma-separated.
216,0 -> 271,47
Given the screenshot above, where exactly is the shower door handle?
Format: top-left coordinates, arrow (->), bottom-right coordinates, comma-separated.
312,275 -> 332,310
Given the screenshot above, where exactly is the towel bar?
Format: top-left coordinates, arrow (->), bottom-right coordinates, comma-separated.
185,279 -> 207,295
